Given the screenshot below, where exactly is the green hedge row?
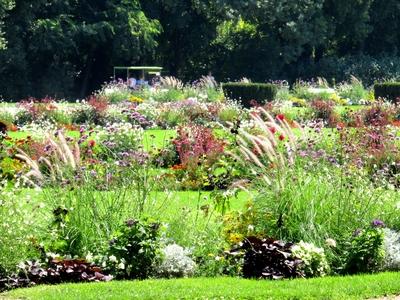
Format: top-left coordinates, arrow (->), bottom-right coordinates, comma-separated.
374,82 -> 400,102
222,83 -> 278,108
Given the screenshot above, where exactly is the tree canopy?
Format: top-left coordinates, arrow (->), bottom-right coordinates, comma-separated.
0,0 -> 399,100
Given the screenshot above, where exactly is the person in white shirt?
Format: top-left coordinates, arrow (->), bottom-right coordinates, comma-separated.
128,77 -> 137,89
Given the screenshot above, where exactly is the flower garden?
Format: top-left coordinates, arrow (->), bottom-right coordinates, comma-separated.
1,76 -> 400,299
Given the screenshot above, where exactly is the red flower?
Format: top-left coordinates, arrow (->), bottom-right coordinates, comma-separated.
278,134 -> 285,141
336,122 -> 345,130
171,164 -> 185,171
88,140 -> 96,148
277,114 -> 285,121
269,127 -> 277,134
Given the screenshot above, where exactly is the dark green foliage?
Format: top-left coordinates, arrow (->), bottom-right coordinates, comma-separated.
222,83 -> 277,108
0,0 -> 13,49
0,0 -> 160,100
374,82 -> 400,103
1,0 -> 400,98
106,219 -> 160,279
344,225 -> 385,274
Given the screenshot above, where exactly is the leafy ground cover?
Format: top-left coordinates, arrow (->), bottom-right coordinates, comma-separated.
4,273 -> 400,300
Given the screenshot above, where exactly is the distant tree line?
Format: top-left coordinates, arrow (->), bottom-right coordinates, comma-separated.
0,0 -> 399,100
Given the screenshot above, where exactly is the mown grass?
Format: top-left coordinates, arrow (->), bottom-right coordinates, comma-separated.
6,129 -> 177,151
3,272 -> 400,299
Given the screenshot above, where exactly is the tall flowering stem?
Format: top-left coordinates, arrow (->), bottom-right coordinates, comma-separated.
235,108 -> 300,186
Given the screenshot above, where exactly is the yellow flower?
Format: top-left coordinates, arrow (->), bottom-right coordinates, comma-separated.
228,233 -> 244,245
129,96 -> 144,103
289,96 -> 307,107
329,93 -> 348,105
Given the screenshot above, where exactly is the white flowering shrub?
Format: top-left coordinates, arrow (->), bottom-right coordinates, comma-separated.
96,81 -> 132,104
158,244 -> 196,278
291,241 -> 329,277
19,120 -> 57,139
0,181 -> 45,274
136,101 -> 160,122
95,122 -> 144,156
383,228 -> 400,270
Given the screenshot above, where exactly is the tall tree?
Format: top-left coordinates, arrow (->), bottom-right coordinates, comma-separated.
366,0 -> 400,55
0,0 -> 13,49
0,0 -> 160,100
140,0 -> 218,79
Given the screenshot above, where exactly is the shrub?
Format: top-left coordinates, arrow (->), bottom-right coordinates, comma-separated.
291,241 -> 329,277
173,124 -> 225,168
309,99 -> 337,126
158,244 -> 196,278
103,219 -> 160,279
362,103 -> 393,126
157,109 -> 183,128
235,109 -> 400,256
151,88 -> 185,103
239,236 -> 303,280
95,122 -> 144,160
344,222 -> 385,274
382,228 -> 400,270
337,76 -> 369,105
0,184 -> 43,276
0,258 -> 111,292
222,83 -> 278,108
218,105 -> 242,124
337,125 -> 400,186
374,82 -> 400,103
97,80 -> 132,104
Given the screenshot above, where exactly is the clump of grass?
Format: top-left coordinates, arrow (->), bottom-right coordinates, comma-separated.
234,108 -> 400,267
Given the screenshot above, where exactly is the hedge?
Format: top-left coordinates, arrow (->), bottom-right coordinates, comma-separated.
374,82 -> 400,103
222,83 -> 278,108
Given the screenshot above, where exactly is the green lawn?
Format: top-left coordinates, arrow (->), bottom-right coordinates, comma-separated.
3,273 -> 400,299
6,129 -> 177,151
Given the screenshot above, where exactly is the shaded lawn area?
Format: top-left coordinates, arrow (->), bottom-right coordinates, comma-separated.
3,272 -> 400,300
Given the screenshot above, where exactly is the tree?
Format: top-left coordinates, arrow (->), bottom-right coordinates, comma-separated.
0,0 -> 13,49
0,0 -> 160,100
366,0 -> 400,55
140,0 -> 219,79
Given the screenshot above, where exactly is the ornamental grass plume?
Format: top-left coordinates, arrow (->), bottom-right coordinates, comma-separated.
15,131 -> 80,186
160,76 -> 184,90
235,107 -> 300,185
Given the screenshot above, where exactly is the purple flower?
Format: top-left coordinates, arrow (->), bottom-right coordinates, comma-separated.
125,219 -> 137,227
353,228 -> 362,237
299,150 -> 307,157
371,219 -> 385,228
106,173 -> 113,182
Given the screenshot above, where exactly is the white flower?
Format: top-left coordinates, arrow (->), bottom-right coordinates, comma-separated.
17,261 -> 26,269
325,238 -> 337,248
109,255 -> 117,263
117,262 -> 125,270
85,252 -> 94,262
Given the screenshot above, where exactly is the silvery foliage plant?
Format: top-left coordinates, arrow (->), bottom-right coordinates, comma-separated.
383,228 -> 400,270
158,244 -> 196,278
